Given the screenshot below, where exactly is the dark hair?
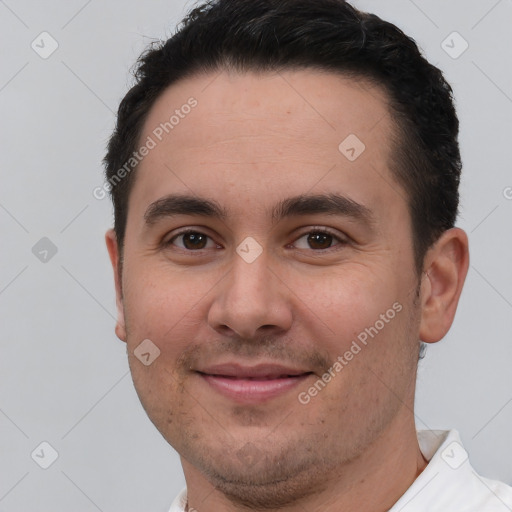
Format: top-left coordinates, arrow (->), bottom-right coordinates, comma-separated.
103,0 -> 461,274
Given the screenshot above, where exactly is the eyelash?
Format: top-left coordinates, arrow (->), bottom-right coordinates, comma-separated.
163,227 -> 349,252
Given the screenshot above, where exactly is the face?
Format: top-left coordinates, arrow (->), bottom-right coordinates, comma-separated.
108,69 -> 425,506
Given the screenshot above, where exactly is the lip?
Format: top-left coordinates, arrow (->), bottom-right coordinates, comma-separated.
197,362 -> 311,378
196,363 -> 313,404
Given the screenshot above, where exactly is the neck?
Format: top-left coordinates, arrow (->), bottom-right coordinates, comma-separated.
182,412 -> 428,512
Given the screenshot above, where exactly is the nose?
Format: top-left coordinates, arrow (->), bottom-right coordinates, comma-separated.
207,251 -> 293,340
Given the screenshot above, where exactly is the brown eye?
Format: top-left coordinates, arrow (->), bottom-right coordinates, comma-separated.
292,229 -> 348,251
182,232 -> 207,249
168,231 -> 215,250
307,232 -> 333,250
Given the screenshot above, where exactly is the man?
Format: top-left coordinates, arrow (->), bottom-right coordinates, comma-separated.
103,0 -> 512,510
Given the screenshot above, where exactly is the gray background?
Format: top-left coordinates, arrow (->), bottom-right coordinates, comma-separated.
1,0 -> 511,510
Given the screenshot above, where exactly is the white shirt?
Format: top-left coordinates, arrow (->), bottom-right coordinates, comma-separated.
169,429 -> 512,511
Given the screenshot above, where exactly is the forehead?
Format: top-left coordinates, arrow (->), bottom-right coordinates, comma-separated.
141,68 -> 393,150
129,69 -> 403,225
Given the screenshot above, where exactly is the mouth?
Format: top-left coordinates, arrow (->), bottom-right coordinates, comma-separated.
195,363 -> 314,403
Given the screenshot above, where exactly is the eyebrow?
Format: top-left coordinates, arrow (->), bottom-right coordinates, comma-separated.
271,193 -> 375,226
143,193 -> 375,227
144,195 -> 227,226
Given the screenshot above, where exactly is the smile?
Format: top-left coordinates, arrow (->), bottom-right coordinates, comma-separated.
196,365 -> 313,404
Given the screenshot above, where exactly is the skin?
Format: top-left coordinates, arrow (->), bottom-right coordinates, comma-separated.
105,69 -> 469,511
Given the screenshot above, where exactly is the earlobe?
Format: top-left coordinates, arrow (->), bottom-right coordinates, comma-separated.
105,229 -> 127,343
418,228 -> 469,344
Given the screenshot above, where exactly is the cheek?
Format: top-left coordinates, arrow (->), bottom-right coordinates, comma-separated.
121,266 -> 202,413
122,263 -> 210,343
286,263 -> 401,348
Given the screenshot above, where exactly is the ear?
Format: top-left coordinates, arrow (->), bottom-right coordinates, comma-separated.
419,228 -> 469,343
105,229 -> 127,342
